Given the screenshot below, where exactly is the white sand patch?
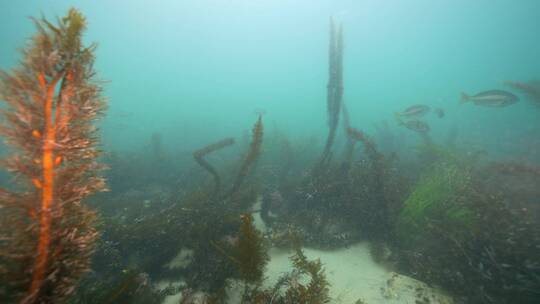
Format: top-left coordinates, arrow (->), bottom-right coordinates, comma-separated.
155,279 -> 185,291
251,195 -> 268,232
250,195 -> 263,213
165,248 -> 194,269
159,204 -> 454,303
159,244 -> 455,303
252,211 -> 267,233
162,290 -> 208,304
262,243 -> 454,304
157,280 -> 186,304
162,291 -> 183,304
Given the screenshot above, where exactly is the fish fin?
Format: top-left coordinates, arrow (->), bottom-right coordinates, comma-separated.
460,92 -> 470,104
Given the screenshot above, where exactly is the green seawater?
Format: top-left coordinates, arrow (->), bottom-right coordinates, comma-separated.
1,1 -> 539,303
1,0 -> 539,158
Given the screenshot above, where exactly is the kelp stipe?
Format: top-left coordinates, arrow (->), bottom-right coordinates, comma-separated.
193,137 -> 235,196
340,103 -> 355,171
0,9 -> 107,303
318,18 -> 344,170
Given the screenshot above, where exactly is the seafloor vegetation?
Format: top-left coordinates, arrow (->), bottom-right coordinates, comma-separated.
0,8 -> 539,304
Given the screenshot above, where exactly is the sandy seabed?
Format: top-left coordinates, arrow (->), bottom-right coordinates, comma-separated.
161,243 -> 454,304
161,209 -> 454,304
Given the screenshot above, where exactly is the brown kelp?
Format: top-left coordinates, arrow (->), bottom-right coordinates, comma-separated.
264,125 -> 404,249
347,127 -> 386,181
242,243 -> 331,304
236,214 -> 269,285
285,245 -> 331,303
208,212 -> 270,290
78,117 -> 265,300
0,9 -> 107,303
319,18 -> 344,168
340,103 -> 355,170
226,115 -> 263,199
347,127 -> 392,236
193,137 -> 235,196
341,124 -> 364,176
236,233 -> 330,304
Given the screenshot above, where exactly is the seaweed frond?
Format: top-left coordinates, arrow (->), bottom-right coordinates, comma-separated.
240,239 -> 331,303
237,213 -> 269,284
193,137 -> 235,196
285,246 -> 331,303
0,8 -> 106,303
348,127 -> 384,167
340,104 -> 355,170
225,115 -> 263,199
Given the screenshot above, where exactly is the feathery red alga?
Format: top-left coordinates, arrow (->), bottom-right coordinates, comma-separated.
0,9 -> 107,303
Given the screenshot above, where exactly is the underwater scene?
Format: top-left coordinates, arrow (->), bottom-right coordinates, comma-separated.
0,1 -> 539,303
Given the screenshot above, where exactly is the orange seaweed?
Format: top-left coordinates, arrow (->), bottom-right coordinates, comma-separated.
0,9 -> 107,303
27,72 -> 63,299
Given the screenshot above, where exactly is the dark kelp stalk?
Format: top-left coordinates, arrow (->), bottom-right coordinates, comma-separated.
193,137 -> 235,196
0,9 -> 107,303
319,18 -> 344,169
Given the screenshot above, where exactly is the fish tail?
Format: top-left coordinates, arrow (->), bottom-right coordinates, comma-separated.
460,92 -> 470,104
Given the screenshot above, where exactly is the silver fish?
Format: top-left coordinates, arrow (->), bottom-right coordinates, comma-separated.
398,119 -> 430,133
461,90 -> 519,107
395,104 -> 431,117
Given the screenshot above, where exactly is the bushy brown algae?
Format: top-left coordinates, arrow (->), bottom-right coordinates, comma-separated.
240,240 -> 331,304
225,115 -> 264,200
68,117 -> 265,302
236,214 -> 269,285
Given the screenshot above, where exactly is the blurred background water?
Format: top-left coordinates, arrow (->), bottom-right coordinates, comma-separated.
1,0 -> 539,160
